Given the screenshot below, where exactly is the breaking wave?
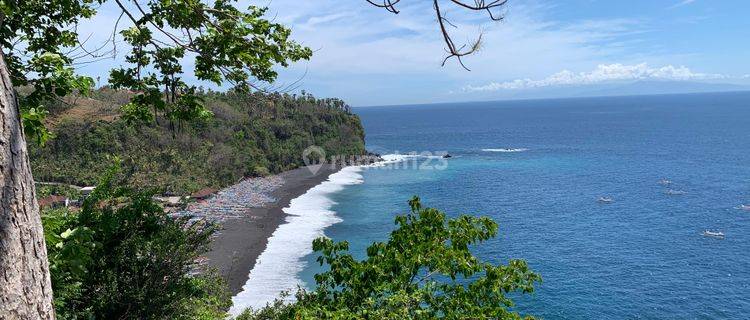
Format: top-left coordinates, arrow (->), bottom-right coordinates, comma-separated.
482,148 -> 529,153
229,166 -> 364,315
229,155 -> 417,315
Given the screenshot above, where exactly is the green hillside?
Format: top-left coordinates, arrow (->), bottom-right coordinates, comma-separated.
29,88 -> 366,194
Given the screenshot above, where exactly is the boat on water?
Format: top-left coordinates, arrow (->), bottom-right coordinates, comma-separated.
738,204 -> 750,211
702,230 -> 725,239
598,197 -> 614,203
658,179 -> 672,185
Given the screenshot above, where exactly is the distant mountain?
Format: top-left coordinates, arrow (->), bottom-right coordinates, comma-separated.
583,80 -> 749,97
463,80 -> 750,101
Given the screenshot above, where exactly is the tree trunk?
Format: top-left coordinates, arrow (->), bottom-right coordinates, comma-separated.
0,51 -> 55,318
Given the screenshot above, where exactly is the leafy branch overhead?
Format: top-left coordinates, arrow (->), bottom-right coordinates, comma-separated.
367,0 -> 508,70
108,0 -> 312,126
1,0 -> 311,141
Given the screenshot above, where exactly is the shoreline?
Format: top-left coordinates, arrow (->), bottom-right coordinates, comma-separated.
204,164 -> 342,295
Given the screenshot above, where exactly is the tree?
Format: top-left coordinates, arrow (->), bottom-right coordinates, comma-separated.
239,196 -> 541,319
0,0 -> 309,317
0,41 -> 56,319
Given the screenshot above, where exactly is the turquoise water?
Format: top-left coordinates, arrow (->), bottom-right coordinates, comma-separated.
299,92 -> 750,319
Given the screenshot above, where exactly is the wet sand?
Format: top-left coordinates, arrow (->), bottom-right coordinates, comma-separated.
204,164 -> 340,294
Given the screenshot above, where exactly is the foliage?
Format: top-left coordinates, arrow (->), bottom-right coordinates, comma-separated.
107,0 -> 311,129
235,293 -> 299,320
177,272 -> 233,320
240,196 -> 541,320
41,167 -> 230,319
29,88 -> 366,194
1,0 -> 99,143
22,107 -> 54,145
1,0 -> 310,144
36,183 -> 82,199
41,207 -> 97,315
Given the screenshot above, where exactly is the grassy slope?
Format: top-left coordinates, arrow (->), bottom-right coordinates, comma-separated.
29,89 -> 366,194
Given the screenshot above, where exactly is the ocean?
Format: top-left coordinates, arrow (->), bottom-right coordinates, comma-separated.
237,91 -> 750,319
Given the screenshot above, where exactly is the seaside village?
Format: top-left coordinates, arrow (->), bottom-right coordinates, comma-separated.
38,182 -> 204,212
36,175 -> 284,225
36,154 -> 383,223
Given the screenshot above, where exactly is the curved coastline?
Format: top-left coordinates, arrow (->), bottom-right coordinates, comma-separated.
225,154 -> 420,315
203,165 -> 342,299
228,164 -> 365,315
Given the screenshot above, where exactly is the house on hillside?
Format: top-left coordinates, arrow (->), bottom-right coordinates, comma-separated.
191,188 -> 216,202
39,195 -> 68,209
155,196 -> 183,206
153,195 -> 186,214
80,186 -> 96,196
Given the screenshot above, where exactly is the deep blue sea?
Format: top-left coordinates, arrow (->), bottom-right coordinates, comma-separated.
297,92 -> 750,319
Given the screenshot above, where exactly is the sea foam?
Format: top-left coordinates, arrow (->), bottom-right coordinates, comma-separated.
482,148 -> 529,153
380,154 -> 417,162
228,166 -> 364,316
228,154 -> 425,315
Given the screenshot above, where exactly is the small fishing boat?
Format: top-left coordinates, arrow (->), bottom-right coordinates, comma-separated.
702,230 -> 725,239
598,197 -> 614,203
658,179 -> 672,185
739,204 -> 750,211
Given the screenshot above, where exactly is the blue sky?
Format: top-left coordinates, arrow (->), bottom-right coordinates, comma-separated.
77,0 -> 750,106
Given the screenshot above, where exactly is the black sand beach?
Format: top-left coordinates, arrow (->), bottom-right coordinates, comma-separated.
204,164 -> 340,295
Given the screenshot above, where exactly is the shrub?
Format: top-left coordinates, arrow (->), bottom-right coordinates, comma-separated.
42,168 -> 230,319
253,166 -> 271,177
240,196 -> 541,319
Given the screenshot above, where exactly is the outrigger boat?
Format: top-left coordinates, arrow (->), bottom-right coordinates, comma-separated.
598,197 -> 614,203
658,179 -> 672,185
702,230 -> 725,239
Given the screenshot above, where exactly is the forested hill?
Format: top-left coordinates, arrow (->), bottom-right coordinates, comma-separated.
28,88 -> 366,194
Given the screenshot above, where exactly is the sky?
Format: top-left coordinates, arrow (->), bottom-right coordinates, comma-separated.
76,0 -> 750,106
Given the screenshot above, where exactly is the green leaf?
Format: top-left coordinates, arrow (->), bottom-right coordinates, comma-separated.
60,228 -> 75,239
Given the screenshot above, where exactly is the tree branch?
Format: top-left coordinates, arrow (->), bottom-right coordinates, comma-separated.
367,0 -> 507,70
366,0 -> 402,14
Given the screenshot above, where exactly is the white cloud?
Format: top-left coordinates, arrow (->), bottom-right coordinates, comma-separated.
70,0 -> 725,105
298,12 -> 355,28
276,2 -> 645,76
253,1 -> 663,104
463,63 -> 725,92
670,0 -> 697,9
